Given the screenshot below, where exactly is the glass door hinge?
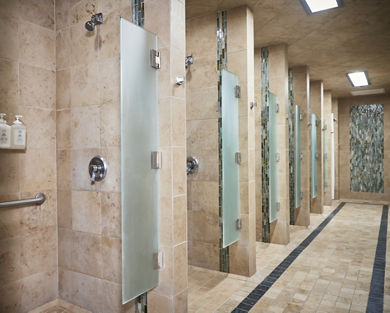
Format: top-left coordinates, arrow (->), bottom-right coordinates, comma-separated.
151,151 -> 162,169
150,49 -> 160,69
153,251 -> 163,270
276,152 -> 280,162
236,218 -> 242,230
235,152 -> 241,165
235,85 -> 241,98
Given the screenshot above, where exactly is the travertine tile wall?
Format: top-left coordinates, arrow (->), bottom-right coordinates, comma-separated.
310,81 -> 323,213
292,66 -> 310,226
254,49 -> 262,241
186,12 -> 220,271
56,0 -> 187,312
332,98 -> 339,200
0,1 -> 58,312
226,6 -> 256,276
268,44 -> 290,245
186,6 -> 256,276
338,95 -> 390,202
322,91 -> 332,206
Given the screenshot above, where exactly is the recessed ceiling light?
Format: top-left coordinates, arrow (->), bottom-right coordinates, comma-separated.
300,0 -> 343,14
347,72 -> 370,87
350,88 -> 385,96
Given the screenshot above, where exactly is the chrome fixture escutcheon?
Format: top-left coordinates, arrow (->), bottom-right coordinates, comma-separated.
187,156 -> 199,175
89,155 -> 107,184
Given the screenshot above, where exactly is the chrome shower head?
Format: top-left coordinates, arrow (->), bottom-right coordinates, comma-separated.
85,13 -> 103,31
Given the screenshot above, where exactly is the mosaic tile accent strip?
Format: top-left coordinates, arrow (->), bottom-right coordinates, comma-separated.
350,104 -> 384,193
288,68 -> 295,225
366,205 -> 388,313
132,0 -> 144,27
261,47 -> 270,242
217,11 -> 229,273
232,202 -> 346,312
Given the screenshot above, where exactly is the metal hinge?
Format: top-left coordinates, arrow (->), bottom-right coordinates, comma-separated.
300,153 -> 303,160
150,49 -> 160,69
235,85 -> 241,98
276,152 -> 280,162
236,218 -> 242,230
153,251 -> 163,270
300,113 -> 303,120
151,151 -> 162,169
235,152 -> 241,165
276,103 -> 279,113
250,101 -> 257,110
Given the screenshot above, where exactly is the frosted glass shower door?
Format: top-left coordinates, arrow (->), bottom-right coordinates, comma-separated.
294,105 -> 301,209
269,92 -> 279,223
311,114 -> 317,198
221,69 -> 240,248
120,18 -> 159,303
331,113 -> 335,199
323,121 -> 327,191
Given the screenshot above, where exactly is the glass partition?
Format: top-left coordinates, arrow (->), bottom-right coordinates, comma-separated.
221,69 -> 240,248
323,120 -> 327,192
120,18 -> 159,303
311,114 -> 317,198
294,105 -> 301,209
269,92 -> 279,222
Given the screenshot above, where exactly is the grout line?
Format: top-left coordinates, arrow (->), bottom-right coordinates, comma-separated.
366,204 -> 388,313
232,202 -> 346,313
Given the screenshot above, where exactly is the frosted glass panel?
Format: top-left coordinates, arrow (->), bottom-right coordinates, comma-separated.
323,121 -> 327,192
311,114 -> 317,198
120,18 -> 159,303
269,92 -> 279,223
221,69 -> 240,248
294,105 -> 301,209
331,113 -> 335,199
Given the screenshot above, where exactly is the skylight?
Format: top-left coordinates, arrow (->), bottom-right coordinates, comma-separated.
302,0 -> 340,13
347,72 -> 370,87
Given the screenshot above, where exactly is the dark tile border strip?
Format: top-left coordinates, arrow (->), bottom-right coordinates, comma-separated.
366,204 -> 388,313
232,202 -> 346,312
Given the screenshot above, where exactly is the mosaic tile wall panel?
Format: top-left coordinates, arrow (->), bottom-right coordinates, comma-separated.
288,69 -> 295,225
217,11 -> 229,272
261,47 -> 270,242
350,104 -> 384,193
132,0 -> 144,27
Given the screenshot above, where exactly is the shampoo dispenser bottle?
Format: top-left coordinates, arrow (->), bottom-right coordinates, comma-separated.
0,113 -> 11,148
11,115 -> 26,149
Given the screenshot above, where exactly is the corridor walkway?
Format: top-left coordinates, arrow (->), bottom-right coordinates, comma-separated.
188,202 -> 389,313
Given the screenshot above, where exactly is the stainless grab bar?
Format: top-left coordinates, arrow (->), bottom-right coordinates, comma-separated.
0,193 -> 46,209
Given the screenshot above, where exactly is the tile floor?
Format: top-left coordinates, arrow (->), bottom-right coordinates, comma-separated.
188,202 -> 389,313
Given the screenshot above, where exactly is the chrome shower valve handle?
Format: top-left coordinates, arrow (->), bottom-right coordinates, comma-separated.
89,156 -> 107,184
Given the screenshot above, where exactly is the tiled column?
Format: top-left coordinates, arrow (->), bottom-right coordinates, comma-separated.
145,0 -> 188,312
254,48 -> 262,241
226,6 -> 256,276
332,98 -> 339,200
292,66 -> 310,226
323,91 -> 332,206
310,81 -> 323,213
268,44 -> 290,245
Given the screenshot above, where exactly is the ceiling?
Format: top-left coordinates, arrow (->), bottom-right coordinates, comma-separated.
186,0 -> 390,97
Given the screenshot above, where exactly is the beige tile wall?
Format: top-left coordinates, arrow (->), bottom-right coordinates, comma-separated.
227,6 -> 256,276
268,44 -> 290,245
292,66 -> 310,226
186,12 -> 220,271
0,1 -> 58,312
56,0 -> 187,312
310,81 -> 323,213
332,98 -> 339,200
322,91 -> 332,206
338,94 -> 390,202
186,6 -> 256,276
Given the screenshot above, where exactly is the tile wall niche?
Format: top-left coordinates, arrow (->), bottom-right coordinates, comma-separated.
338,95 -> 390,202
56,0 -> 187,312
0,1 -> 58,312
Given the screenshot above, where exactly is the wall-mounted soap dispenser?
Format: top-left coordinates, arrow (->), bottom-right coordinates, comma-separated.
11,115 -> 26,149
0,113 -> 11,148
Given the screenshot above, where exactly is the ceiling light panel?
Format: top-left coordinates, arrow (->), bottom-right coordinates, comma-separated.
300,0 -> 343,14
347,72 -> 370,87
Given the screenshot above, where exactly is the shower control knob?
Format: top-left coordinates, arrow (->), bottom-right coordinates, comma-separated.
187,156 -> 199,175
89,155 -> 107,184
